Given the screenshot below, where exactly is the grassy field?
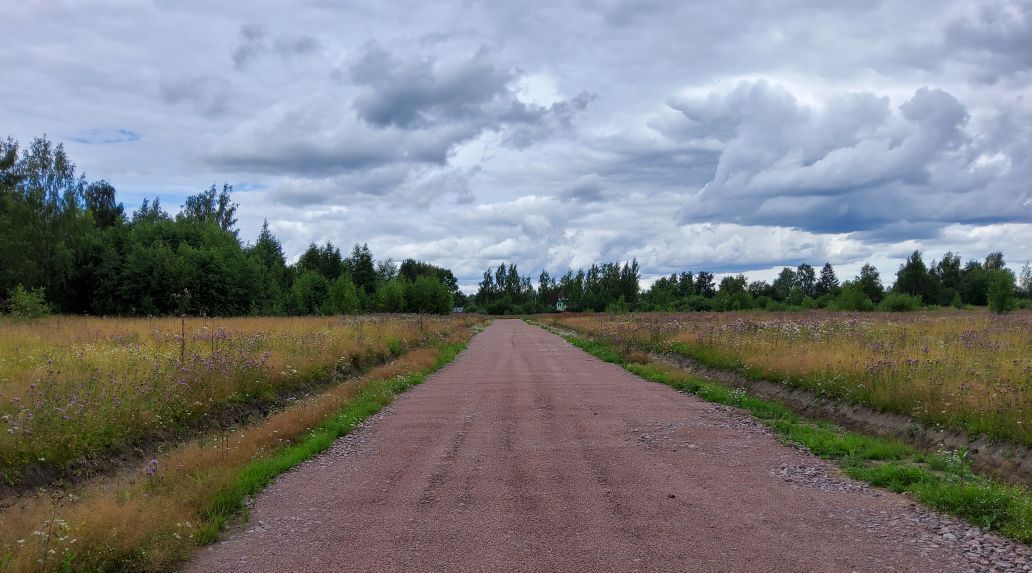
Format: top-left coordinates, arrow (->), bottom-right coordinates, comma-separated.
0,315 -> 479,572
0,315 -> 479,485
537,310 -> 1032,446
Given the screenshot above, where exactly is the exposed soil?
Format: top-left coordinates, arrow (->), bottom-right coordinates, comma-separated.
186,320 -> 1030,572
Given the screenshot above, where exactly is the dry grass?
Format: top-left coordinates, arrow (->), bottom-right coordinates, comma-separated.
0,314 -> 478,479
538,310 -> 1032,445
0,346 -> 451,572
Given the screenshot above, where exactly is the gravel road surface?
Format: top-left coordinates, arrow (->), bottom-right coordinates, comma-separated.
186,319 -> 1029,572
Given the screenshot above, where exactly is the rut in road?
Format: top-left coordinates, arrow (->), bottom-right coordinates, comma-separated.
186,319 -> 1008,572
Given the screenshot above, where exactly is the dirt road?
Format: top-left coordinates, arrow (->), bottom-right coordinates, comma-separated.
186,319 -> 1005,572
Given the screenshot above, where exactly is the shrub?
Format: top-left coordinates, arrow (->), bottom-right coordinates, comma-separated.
787,287 -> 805,306
830,283 -> 874,311
878,292 -> 923,312
326,275 -> 360,315
814,294 -> 835,308
764,300 -> 789,312
6,285 -> 51,318
681,295 -> 712,312
605,296 -> 630,313
987,269 -> 1016,315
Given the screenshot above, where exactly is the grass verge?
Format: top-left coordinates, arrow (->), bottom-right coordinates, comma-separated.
194,342 -> 465,544
562,334 -> 1032,544
534,312 -> 1032,446
0,340 -> 468,573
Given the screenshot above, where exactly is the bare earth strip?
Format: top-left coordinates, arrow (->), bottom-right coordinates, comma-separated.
186,320 -> 1022,572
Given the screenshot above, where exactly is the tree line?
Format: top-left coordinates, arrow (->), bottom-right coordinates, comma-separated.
0,136 -> 462,317
3,134 -> 1028,318
471,253 -> 1029,315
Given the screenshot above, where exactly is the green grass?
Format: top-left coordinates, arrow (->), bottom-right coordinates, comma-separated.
567,337 -> 625,364
194,341 -> 466,545
563,332 -> 1032,544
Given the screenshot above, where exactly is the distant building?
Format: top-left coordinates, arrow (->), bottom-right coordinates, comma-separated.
452,306 -> 464,313
555,298 -> 567,312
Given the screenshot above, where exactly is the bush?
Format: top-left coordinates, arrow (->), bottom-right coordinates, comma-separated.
878,292 -> 923,312
830,283 -> 874,311
680,295 -> 712,312
764,300 -> 789,312
814,294 -> 835,308
787,287 -> 804,306
604,296 -> 630,313
326,275 -> 359,315
6,285 -> 51,318
987,269 -> 1016,314
404,276 -> 453,315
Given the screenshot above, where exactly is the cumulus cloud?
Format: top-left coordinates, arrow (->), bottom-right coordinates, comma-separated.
348,45 -> 514,129
205,99 -> 478,176
668,80 -> 1028,235
4,0 -> 1031,288
346,44 -> 593,142
206,44 -> 592,203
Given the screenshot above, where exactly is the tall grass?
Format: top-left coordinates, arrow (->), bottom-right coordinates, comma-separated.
0,336 -> 470,572
538,310 -> 1032,445
0,315 -> 479,483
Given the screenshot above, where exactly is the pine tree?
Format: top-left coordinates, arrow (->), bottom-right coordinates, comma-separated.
815,263 -> 839,297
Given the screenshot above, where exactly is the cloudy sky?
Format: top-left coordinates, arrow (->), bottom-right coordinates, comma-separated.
3,0 -> 1031,290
